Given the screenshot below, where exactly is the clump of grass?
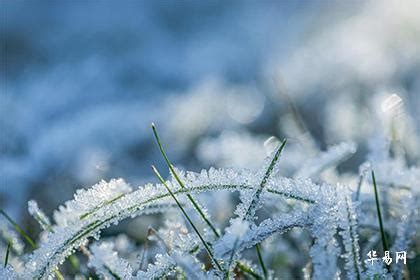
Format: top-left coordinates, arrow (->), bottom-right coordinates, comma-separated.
2,121 -> 417,279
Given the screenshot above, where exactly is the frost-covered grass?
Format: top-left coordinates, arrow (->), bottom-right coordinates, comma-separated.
1,118 -> 419,279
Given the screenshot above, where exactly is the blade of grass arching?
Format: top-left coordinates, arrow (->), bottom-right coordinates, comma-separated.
152,165 -> 223,272
4,240 -> 11,268
0,209 -> 36,249
152,123 -> 219,237
371,171 -> 389,253
256,244 -> 268,279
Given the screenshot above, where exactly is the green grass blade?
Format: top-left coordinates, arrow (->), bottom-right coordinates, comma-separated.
0,208 -> 67,278
236,261 -> 262,279
152,165 -> 223,272
371,171 -> 389,253
244,139 -> 287,221
256,244 -> 268,279
54,269 -> 65,280
244,139 -> 286,278
153,123 -> 268,278
80,193 -> 125,220
152,123 -> 220,237
4,240 -> 11,268
0,209 -> 36,249
104,264 -> 121,280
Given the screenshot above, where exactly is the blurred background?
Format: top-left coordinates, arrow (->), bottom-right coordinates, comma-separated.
1,0 -> 419,227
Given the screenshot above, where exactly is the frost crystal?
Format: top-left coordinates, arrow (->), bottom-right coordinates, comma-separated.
28,200 -> 51,231
53,178 -> 132,227
215,212 -> 307,260
0,220 -> 24,255
136,254 -> 176,279
5,141 -> 417,280
364,259 -> 390,279
308,187 -> 339,279
88,242 -> 133,279
337,186 -> 362,280
0,265 -> 17,280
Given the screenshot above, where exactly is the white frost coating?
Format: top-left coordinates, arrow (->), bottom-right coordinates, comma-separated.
364,260 -> 390,279
233,144 -> 287,222
157,221 -> 199,254
135,253 -> 176,279
0,265 -> 17,280
391,195 -> 419,279
154,221 -> 208,278
21,167 -> 345,279
215,212 -> 307,259
23,180 -> 178,279
171,252 -> 207,279
53,178 -> 132,227
295,142 -> 356,179
336,186 -> 362,280
309,186 -> 339,279
88,242 -> 133,279
28,200 -> 51,231
17,160 -> 416,279
0,220 -> 24,255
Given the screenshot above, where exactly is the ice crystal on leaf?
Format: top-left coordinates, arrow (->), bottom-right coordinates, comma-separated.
308,188 -> 340,279
2,122 -> 419,279
337,186 -> 362,280
53,178 -> 132,227
0,265 -> 17,280
88,241 -> 133,279
215,213 -> 307,260
136,253 -> 176,279
28,200 -> 51,232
